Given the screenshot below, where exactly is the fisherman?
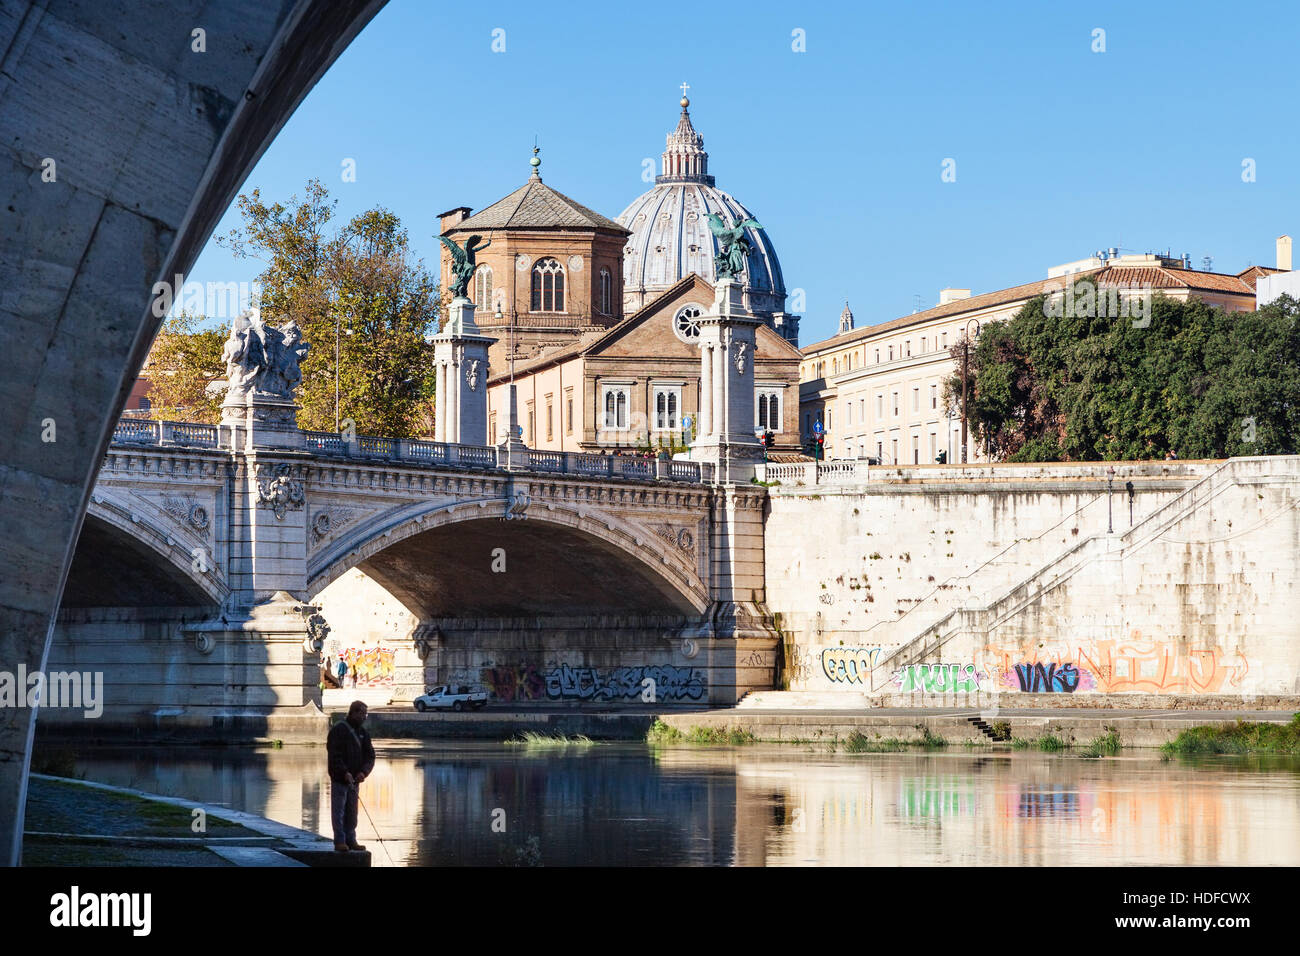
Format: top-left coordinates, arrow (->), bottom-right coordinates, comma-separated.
326,700 -> 375,852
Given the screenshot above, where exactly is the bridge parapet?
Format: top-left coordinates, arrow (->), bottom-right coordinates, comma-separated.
116,419 -> 711,484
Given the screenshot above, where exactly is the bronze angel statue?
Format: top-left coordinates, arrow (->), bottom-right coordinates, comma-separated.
705,212 -> 762,281
438,233 -> 492,299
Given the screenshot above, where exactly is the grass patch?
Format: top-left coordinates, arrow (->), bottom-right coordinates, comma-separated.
1037,735 -> 1067,752
504,731 -> 595,748
918,725 -> 949,749
1160,714 -> 1300,756
1079,731 -> 1123,758
843,732 -> 907,753
645,720 -> 755,745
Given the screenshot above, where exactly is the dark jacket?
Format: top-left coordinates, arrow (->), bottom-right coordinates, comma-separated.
327,718 -> 376,784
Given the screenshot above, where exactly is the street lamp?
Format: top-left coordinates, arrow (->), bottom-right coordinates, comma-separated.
334,314 -> 354,433
960,318 -> 980,464
1106,465 -> 1116,533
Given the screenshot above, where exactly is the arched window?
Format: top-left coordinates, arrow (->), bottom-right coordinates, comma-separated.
474,265 -> 493,312
531,257 -> 565,312
599,268 -> 612,315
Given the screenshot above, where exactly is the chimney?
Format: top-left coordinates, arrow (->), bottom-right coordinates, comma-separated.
1278,235 -> 1293,272
939,288 -> 971,305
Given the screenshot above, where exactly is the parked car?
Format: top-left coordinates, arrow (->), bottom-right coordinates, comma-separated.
413,684 -> 488,712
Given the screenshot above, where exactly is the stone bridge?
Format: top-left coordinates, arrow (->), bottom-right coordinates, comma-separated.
53,418 -> 774,731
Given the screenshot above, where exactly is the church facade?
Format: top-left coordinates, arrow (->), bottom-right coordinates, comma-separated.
438,95 -> 804,454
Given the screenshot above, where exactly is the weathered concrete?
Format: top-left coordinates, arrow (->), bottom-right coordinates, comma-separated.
0,0 -> 389,866
766,457 -> 1300,703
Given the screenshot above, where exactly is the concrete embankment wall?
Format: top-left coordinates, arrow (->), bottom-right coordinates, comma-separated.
764,457 -> 1300,705
652,710 -> 1294,749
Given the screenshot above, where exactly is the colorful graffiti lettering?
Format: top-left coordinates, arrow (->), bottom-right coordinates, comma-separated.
481,665 -> 546,702
1003,661 -> 1094,693
893,663 -> 981,693
821,647 -> 882,685
982,633 -> 1249,694
543,664 -> 706,702
340,646 -> 396,686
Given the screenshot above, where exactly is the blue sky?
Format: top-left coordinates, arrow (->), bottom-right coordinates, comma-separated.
188,0 -> 1300,345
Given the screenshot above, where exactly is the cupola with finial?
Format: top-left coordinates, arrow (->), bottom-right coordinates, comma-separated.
658,83 -> 714,185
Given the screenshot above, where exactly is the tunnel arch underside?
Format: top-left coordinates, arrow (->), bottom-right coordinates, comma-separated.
63,514 -> 221,609
309,514 -> 706,620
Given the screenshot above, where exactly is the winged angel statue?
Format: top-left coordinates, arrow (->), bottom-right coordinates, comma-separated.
705,212 -> 762,281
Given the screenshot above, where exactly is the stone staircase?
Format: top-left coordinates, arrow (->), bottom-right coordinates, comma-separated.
857,489 -> 1113,648
871,456 -> 1300,682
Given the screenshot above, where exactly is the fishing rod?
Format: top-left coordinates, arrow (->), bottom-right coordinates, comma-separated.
353,784 -> 396,867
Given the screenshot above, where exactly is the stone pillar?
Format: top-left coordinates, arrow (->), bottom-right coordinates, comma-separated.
432,297 -> 496,446
698,342 -> 713,438
689,280 -> 764,482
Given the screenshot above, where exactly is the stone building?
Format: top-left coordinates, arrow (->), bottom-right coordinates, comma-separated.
800,250 -> 1285,464
437,96 -> 805,454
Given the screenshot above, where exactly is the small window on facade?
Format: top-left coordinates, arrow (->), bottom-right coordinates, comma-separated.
892,392 -> 899,416
546,395 -> 553,441
475,265 -> 494,312
565,388 -> 574,434
913,387 -> 919,412
599,268 -> 612,315
603,387 -> 629,429
930,384 -> 937,409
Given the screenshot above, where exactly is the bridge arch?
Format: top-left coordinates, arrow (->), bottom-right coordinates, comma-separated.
308,497 -> 710,618
0,0 -> 389,864
78,501 -> 227,608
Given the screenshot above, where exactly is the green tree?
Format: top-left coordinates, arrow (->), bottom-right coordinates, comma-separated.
218,179 -> 440,436
143,313 -> 229,423
944,284 -> 1300,461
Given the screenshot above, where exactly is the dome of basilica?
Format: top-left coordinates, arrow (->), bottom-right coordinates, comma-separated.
617,97 -> 792,337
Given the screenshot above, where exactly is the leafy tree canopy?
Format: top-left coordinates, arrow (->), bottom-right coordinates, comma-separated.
214,178 -> 441,436
942,285 -> 1300,461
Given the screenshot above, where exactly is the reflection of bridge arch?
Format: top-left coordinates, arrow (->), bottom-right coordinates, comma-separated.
308,497 -> 709,618
81,498 -> 226,608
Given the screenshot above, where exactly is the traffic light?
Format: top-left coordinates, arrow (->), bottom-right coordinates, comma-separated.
815,434 -> 824,460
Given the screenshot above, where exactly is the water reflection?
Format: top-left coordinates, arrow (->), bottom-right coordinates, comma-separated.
68,745 -> 1300,866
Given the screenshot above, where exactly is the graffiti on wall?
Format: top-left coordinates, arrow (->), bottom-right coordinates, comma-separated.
821,647 -> 882,685
893,663 -> 982,693
981,632 -> 1249,694
341,646 -> 396,686
542,663 -> 706,702
481,664 -> 547,702
1002,661 -> 1095,694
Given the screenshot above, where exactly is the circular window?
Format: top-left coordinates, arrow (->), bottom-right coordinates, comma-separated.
674,305 -> 703,342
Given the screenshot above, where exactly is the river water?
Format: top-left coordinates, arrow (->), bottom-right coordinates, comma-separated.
70,743 -> 1300,866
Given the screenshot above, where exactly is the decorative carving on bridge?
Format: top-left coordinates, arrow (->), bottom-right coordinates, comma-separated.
465,359 -> 481,391
160,495 -> 211,537
256,463 -> 306,519
299,604 -> 330,654
734,341 -> 747,375
503,492 -> 531,521
652,523 -> 696,555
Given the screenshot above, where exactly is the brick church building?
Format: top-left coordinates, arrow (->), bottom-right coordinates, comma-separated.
436,94 -> 803,454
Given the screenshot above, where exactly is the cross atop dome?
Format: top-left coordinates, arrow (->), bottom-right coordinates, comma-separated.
659,89 -> 712,185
